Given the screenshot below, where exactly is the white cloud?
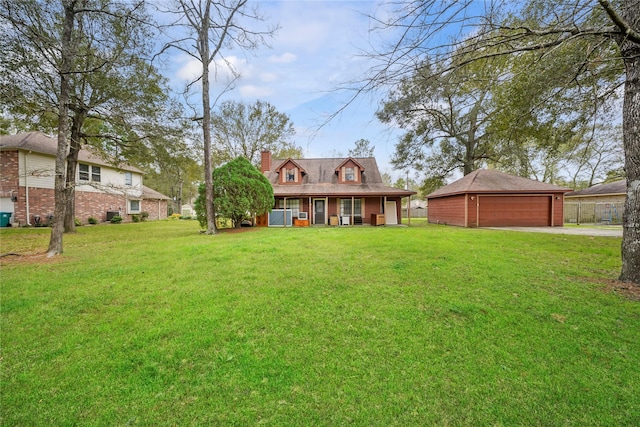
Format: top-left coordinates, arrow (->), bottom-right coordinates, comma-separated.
259,72 -> 278,82
166,1 -> 408,177
174,55 -> 252,84
175,57 -> 201,82
239,85 -> 275,98
268,52 -> 297,63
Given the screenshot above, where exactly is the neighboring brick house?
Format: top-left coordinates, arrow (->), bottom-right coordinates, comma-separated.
258,151 -> 415,226
0,132 -> 169,225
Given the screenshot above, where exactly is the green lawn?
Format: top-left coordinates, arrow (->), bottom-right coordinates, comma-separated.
1,221 -> 638,426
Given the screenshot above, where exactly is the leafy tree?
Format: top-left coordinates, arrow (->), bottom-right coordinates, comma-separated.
195,157 -> 273,228
361,0 -> 640,284
0,0 -> 175,241
485,40 -> 622,184
378,54 -> 504,182
1,0 -> 167,253
380,171 -> 393,186
160,0 -> 276,235
348,138 -> 375,157
138,139 -> 202,213
210,100 -> 300,167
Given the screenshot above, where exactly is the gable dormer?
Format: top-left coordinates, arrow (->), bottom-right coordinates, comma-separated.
275,159 -> 306,184
336,158 -> 365,184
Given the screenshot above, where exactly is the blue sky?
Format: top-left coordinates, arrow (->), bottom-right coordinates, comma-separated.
165,0 -> 405,179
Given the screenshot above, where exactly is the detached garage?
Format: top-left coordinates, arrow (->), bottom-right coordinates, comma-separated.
426,169 -> 570,227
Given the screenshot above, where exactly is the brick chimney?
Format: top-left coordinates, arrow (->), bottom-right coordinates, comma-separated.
260,151 -> 272,173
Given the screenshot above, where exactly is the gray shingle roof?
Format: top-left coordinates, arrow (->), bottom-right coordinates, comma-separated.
266,157 -> 415,197
427,169 -> 570,198
0,131 -> 144,174
142,185 -> 170,200
565,180 -> 626,197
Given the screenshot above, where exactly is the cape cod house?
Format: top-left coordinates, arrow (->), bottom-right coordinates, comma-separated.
0,132 -> 169,226
258,151 -> 415,226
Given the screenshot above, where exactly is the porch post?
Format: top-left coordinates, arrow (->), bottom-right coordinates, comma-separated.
351,196 -> 354,226
284,197 -> 287,227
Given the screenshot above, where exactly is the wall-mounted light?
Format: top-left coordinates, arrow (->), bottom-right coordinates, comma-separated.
470,196 -> 475,200
556,196 -> 561,200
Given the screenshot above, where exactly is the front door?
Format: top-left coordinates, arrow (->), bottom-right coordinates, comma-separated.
314,199 -> 325,225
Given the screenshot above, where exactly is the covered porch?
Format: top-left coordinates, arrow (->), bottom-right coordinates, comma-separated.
258,195 -> 405,227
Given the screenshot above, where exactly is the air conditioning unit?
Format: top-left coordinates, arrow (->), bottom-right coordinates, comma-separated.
297,212 -> 308,220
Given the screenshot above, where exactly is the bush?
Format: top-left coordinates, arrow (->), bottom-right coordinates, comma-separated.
170,213 -> 182,220
140,211 -> 149,221
131,214 -> 140,223
110,215 -> 123,224
88,217 -> 98,225
74,218 -> 82,227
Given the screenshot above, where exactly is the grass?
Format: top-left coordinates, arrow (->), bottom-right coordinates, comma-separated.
1,221 -> 638,426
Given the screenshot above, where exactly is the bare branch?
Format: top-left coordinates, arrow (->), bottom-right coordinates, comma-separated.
598,0 -> 640,44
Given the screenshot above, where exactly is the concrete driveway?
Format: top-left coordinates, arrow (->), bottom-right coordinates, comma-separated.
485,226 -> 623,237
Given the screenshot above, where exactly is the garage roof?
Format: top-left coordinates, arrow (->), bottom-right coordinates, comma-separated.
565,180 -> 626,197
427,169 -> 570,198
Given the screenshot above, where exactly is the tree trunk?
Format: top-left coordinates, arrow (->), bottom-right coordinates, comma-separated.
619,41 -> 640,284
48,0 -> 77,256
64,114 -> 84,232
200,4 -> 217,235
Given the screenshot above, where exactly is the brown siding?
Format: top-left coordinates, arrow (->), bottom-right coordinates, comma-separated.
362,197 -> 382,223
428,195 -> 466,226
468,194 -> 478,227
552,194 -> 564,227
327,198 -> 338,217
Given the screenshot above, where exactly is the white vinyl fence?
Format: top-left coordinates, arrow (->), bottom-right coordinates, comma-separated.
564,202 -> 624,225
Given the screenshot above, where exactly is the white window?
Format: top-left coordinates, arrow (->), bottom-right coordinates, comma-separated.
124,172 -> 132,186
91,166 -> 101,182
340,198 -> 362,216
79,163 -> 100,182
278,198 -> 300,217
345,167 -> 355,181
79,164 -> 90,181
286,168 -> 296,182
129,199 -> 141,214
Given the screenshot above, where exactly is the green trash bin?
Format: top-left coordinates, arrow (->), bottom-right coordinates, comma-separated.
0,212 -> 12,227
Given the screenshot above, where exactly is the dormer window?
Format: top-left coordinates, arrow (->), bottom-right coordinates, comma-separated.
276,159 -> 305,184
286,168 -> 296,182
336,158 -> 364,184
345,167 -> 355,181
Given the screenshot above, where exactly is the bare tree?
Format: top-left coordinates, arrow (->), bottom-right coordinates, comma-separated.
159,0 -> 276,234
358,0 -> 640,285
